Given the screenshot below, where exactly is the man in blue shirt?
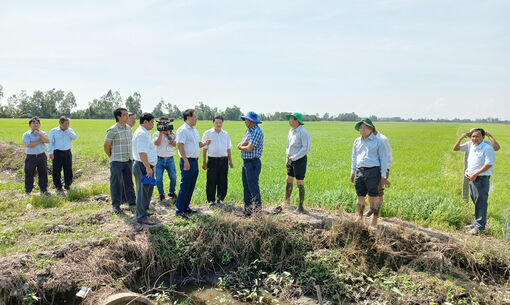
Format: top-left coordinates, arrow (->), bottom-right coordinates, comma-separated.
237,111 -> 264,216
350,118 -> 388,228
48,117 -> 78,193
453,128 -> 496,235
22,117 -> 50,195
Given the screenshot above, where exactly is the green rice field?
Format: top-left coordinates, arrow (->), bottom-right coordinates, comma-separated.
1,118 -> 509,238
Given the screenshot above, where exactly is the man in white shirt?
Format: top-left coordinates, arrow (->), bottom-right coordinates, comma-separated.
175,109 -> 210,219
366,130 -> 392,218
132,113 -> 157,225
453,128 -> 496,235
202,115 -> 234,206
127,113 -> 136,128
153,117 -> 178,203
284,112 -> 311,213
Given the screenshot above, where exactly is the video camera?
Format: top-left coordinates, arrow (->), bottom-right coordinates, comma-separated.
156,118 -> 174,132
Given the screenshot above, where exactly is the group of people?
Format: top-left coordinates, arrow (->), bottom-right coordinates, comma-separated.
21,109 -> 499,235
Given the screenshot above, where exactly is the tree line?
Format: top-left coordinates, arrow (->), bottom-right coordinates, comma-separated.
0,85 -> 507,123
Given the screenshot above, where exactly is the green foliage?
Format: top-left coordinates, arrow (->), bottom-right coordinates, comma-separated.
29,194 -> 64,209
66,183 -> 109,201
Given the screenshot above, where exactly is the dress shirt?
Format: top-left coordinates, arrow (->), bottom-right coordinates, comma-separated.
202,128 -> 232,157
104,122 -> 133,162
241,124 -> 264,160
351,133 -> 388,177
286,125 -> 311,162
460,141 -> 495,176
133,126 -> 158,166
375,132 -> 392,169
48,127 -> 78,154
153,131 -> 176,157
176,122 -> 200,158
22,129 -> 47,154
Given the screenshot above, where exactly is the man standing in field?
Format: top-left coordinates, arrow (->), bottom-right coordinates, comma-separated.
127,113 -> 136,128
153,116 -> 178,203
365,129 -> 392,218
22,116 -> 50,196
202,115 -> 234,206
350,118 -> 388,228
238,111 -> 264,217
453,128 -> 496,235
175,109 -> 211,219
133,113 -> 158,225
48,116 -> 78,194
104,108 -> 136,213
284,112 -> 311,213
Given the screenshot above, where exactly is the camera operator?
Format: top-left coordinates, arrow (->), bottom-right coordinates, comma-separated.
153,116 -> 178,202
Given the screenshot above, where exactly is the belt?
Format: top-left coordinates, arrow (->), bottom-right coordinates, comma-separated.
54,149 -> 71,152
27,152 -> 45,157
243,158 -> 259,162
158,156 -> 173,160
358,166 -> 380,170
208,156 -> 228,159
187,158 -> 198,161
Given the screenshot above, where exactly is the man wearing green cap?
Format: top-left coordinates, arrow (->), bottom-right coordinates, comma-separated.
284,112 -> 311,213
351,118 -> 388,228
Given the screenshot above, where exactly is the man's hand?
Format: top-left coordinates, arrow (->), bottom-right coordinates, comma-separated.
146,167 -> 153,178
34,130 -> 41,136
461,132 -> 469,138
465,172 -> 478,181
183,159 -> 190,171
202,161 -> 207,170
381,177 -> 391,187
49,154 -> 54,160
229,160 -> 234,168
289,155 -> 293,161
350,173 -> 355,183
170,140 -> 176,146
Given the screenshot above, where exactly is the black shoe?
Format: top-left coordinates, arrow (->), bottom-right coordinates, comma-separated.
159,194 -> 165,201
184,208 -> 197,214
64,185 -> 71,191
168,192 -> 177,199
176,212 -> 189,220
113,206 -> 122,214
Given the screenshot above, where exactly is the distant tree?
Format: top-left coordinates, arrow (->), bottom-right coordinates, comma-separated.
195,102 -> 217,120
336,112 -> 360,121
40,89 -> 64,118
125,92 -> 142,115
0,84 -> 3,101
152,99 -> 165,117
223,105 -> 242,120
164,102 -> 181,119
58,92 -> 77,117
369,115 -> 377,122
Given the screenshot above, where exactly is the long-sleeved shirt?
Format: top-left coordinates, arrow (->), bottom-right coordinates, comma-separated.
375,132 -> 392,169
351,133 -> 388,177
286,125 -> 311,162
48,126 -> 78,154
241,124 -> 264,159
22,129 -> 47,154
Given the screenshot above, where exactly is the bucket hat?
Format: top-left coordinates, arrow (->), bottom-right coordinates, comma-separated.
354,118 -> 376,132
241,111 -> 262,124
285,112 -> 304,125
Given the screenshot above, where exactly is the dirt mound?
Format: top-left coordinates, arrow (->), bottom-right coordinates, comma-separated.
0,141 -> 25,172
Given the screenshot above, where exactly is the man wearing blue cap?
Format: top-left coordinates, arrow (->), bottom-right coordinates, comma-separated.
237,111 -> 264,216
132,112 -> 157,225
284,112 -> 311,213
351,118 -> 388,228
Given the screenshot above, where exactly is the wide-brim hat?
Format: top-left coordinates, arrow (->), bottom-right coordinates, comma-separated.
241,111 -> 262,124
354,118 -> 376,132
285,112 -> 304,125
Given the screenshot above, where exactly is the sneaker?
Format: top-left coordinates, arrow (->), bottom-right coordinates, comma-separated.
176,212 -> 189,220
209,201 -> 216,207
463,223 -> 474,229
56,189 -> 65,196
216,199 -> 224,204
184,208 -> 198,214
64,185 -> 71,191
113,206 -> 122,214
467,227 -> 480,235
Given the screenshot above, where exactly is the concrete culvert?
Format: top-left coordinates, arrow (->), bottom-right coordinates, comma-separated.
101,292 -> 155,305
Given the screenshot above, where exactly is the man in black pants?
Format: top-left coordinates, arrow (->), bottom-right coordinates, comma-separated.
48,117 -> 78,193
22,116 -> 50,195
201,115 -> 234,206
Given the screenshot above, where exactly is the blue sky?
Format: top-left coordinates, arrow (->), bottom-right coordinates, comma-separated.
1,0 -> 509,119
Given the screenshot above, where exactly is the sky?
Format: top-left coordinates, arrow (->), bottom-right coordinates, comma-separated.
1,0 -> 509,120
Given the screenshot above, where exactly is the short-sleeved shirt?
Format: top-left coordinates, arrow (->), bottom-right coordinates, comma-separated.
153,131 -> 176,158
176,122 -> 200,158
286,125 -> 311,162
22,129 -> 47,154
48,126 -> 78,154
104,122 -> 133,162
351,133 -> 388,177
241,124 -> 264,159
133,126 -> 158,166
202,128 -> 232,157
375,132 -> 393,169
460,141 -> 495,176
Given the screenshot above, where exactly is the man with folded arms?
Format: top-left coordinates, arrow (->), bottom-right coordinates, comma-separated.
202,115 -> 234,206
132,112 -> 157,225
284,112 -> 311,213
22,116 -> 50,195
175,109 -> 210,219
350,118 -> 388,228
453,128 -> 496,235
238,111 -> 264,216
48,116 -> 78,193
